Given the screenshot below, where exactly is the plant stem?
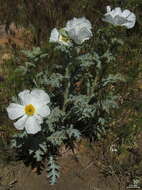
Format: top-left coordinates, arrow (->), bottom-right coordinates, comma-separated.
86,77 -> 91,97
63,64 -> 71,111
91,75 -> 99,97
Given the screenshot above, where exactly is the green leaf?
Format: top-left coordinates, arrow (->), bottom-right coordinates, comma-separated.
47,156 -> 60,185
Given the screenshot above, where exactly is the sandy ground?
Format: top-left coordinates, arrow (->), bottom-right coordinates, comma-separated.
0,140 -> 127,190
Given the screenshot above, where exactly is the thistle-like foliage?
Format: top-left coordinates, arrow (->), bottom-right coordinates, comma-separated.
47,156 -> 60,185
11,132 -> 48,162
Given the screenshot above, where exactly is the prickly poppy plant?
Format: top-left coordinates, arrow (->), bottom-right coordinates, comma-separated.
6,11 -> 136,184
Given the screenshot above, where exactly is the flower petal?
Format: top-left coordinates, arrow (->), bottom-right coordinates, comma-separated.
18,90 -> 31,105
49,28 -> 59,43
7,103 -> 25,120
37,105 -> 50,117
65,17 -> 92,44
127,12 -> 136,22
106,6 -> 111,12
34,114 -> 43,124
122,10 -> 136,29
25,116 -> 41,134
66,17 -> 92,31
114,15 -> 127,25
76,27 -> 92,44
14,115 -> 27,130
31,89 -> 50,105
113,7 -> 122,17
102,14 -> 115,25
122,9 -> 131,18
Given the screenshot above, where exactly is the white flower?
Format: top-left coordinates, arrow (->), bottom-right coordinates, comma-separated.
102,6 -> 136,29
65,17 -> 93,44
49,28 -> 71,46
7,89 -> 50,134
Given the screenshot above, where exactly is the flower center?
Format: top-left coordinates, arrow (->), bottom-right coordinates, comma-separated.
25,104 -> 35,116
59,35 -> 70,43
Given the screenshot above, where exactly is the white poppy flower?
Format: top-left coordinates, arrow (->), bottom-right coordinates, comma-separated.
65,17 -> 93,45
49,28 -> 71,46
7,89 -> 50,134
102,6 -> 136,29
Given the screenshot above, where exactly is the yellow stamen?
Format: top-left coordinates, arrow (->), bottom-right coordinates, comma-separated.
59,35 -> 70,43
25,104 -> 35,116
